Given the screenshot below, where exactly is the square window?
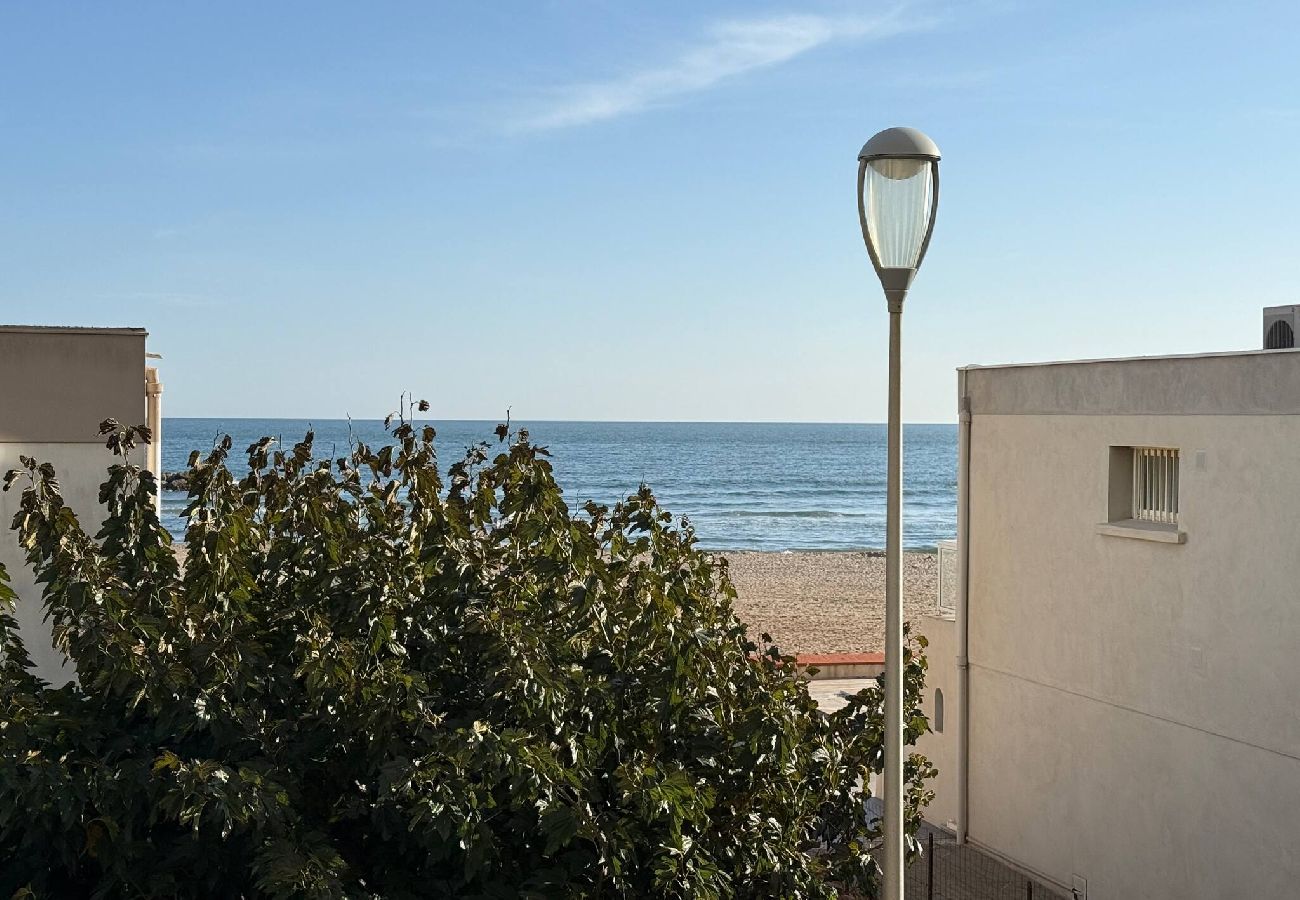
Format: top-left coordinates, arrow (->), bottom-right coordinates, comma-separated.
1107,446 -> 1181,528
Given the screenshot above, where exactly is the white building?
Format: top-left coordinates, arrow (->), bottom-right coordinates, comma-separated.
919,343 -> 1300,899
0,326 -> 160,683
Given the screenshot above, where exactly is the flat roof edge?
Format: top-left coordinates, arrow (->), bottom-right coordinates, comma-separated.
0,325 -> 149,336
959,346 -> 1300,372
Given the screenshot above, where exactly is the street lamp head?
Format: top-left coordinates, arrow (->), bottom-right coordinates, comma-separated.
857,126 -> 941,165
857,126 -> 941,309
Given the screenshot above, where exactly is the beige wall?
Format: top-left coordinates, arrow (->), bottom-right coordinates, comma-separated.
0,327 -> 148,684
0,444 -> 146,682
915,613 -> 959,831
963,349 -> 1300,417
932,351 -> 1300,899
0,327 -> 147,442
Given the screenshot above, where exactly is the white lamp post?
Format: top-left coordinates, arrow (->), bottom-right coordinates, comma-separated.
856,126 -> 940,899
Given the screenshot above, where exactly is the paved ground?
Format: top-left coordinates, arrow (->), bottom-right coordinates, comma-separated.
807,677 -> 876,713
881,814 -> 1071,900
814,679 -> 1071,900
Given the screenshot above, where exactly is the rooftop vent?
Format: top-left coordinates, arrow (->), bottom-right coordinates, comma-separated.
1263,306 -> 1298,350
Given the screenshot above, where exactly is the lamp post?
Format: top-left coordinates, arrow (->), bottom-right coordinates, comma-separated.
856,126 -> 940,899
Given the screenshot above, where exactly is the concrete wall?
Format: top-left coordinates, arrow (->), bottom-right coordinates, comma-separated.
915,613 -> 959,831
0,327 -> 147,442
938,350 -> 1300,899
0,327 -> 148,684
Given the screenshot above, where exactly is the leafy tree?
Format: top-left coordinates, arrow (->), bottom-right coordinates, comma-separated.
0,413 -> 933,898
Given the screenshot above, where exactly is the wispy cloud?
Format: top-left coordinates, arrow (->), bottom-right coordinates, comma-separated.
517,7 -> 937,131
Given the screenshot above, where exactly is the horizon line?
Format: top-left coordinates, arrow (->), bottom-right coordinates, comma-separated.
161,416 -> 959,426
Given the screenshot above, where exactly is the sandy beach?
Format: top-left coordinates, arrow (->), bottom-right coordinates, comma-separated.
723,550 -> 939,654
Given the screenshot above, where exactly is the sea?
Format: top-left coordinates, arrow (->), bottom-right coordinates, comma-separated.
160,420 -> 957,552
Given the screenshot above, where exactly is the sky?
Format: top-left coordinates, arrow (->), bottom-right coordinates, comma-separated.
2,1 -> 1299,422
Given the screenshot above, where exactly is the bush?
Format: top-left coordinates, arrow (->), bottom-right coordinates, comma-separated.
0,414 -> 933,898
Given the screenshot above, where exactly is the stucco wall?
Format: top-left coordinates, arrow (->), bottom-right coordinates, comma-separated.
0,327 -> 146,442
963,349 -> 1300,417
915,613 -> 958,831
0,328 -> 147,684
0,444 -> 147,682
958,352 -> 1300,899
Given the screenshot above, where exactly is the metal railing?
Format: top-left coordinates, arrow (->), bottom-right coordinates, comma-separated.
1132,447 -> 1179,525
868,821 -> 1072,899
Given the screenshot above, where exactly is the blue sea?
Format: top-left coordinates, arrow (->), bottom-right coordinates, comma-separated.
160,420 -> 956,552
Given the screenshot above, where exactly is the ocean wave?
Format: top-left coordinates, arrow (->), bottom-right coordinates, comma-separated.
710,509 -> 869,520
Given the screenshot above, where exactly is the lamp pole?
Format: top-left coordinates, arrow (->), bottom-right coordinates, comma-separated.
856,126 -> 941,900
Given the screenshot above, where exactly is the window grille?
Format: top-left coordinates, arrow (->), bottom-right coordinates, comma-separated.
1132,447 -> 1179,525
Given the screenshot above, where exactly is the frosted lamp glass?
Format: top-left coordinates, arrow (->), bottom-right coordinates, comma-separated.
870,158 -> 926,181
863,158 -> 935,269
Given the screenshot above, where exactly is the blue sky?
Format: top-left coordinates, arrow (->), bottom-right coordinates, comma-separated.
2,1 -> 1298,421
